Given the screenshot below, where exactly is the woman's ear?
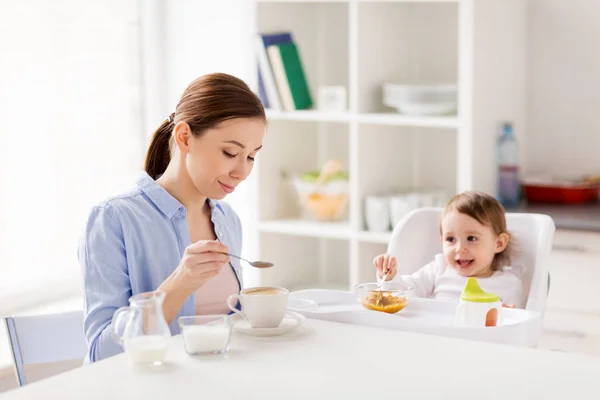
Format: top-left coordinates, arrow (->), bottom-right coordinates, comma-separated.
173,121 -> 192,153
495,232 -> 509,254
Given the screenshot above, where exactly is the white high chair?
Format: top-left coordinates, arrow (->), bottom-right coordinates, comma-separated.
386,208 -> 555,315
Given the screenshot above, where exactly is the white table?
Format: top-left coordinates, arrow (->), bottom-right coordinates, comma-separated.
3,319 -> 599,399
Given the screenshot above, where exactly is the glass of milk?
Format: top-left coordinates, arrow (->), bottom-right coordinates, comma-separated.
178,315 -> 232,355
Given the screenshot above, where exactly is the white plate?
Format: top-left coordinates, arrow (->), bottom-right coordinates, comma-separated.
288,298 -> 318,311
231,311 -> 306,337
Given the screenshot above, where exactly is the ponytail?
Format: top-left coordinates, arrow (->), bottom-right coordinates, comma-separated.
144,114 -> 174,179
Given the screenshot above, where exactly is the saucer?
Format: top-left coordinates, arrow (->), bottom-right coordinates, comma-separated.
231,311 -> 306,337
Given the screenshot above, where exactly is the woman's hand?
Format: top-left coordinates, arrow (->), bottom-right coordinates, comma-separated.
158,240 -> 230,324
373,253 -> 397,280
172,240 -> 230,293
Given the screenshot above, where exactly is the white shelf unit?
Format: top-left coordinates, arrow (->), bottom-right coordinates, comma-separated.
250,0 -> 526,291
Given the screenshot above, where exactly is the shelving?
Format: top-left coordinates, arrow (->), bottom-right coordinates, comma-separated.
266,109 -> 458,128
258,219 -> 351,240
356,113 -> 458,128
266,110 -> 351,123
259,219 -> 393,245
355,1 -> 458,114
250,0 -> 527,291
357,230 -> 392,245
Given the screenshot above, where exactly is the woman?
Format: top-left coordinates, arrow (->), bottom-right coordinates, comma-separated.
79,73 -> 266,362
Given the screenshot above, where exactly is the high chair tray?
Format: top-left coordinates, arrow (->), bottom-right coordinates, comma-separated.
289,289 -> 543,347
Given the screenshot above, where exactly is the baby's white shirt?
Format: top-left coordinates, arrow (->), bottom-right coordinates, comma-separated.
382,254 -> 525,308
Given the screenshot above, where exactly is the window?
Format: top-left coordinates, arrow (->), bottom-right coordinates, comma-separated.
0,1 -> 144,306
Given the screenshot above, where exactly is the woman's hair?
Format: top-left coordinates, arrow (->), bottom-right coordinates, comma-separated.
443,191 -> 514,270
144,73 -> 266,179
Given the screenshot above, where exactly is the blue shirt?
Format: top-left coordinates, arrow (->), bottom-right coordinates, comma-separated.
78,172 -> 244,363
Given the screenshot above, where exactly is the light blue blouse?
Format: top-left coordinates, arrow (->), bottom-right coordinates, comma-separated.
78,172 -> 243,363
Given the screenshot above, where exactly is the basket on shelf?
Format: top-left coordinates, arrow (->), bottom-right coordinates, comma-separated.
290,171 -> 349,221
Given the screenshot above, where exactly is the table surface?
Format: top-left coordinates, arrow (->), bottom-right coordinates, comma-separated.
3,319 -> 600,399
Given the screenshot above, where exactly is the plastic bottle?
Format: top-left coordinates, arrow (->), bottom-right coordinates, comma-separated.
497,122 -> 520,207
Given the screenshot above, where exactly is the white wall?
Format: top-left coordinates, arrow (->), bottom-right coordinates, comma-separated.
526,0 -> 600,178
164,0 -> 256,108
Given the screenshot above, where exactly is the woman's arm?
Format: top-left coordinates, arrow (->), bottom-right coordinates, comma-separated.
156,273 -> 195,325
79,205 -> 131,362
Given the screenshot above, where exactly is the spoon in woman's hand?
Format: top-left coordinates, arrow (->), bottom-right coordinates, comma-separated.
225,253 -> 274,269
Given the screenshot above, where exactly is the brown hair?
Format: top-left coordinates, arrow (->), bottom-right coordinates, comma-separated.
144,73 -> 266,179
443,191 -> 513,271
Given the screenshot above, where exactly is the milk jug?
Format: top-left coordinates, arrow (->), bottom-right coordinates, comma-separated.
112,291 -> 171,365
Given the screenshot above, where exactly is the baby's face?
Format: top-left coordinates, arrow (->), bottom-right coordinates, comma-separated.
440,210 -> 507,278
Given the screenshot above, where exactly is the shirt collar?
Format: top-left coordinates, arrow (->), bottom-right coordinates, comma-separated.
208,197 -> 226,216
136,172 -> 183,218
136,172 -> 226,218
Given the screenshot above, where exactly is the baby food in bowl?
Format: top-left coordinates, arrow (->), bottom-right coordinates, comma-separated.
355,282 -> 412,314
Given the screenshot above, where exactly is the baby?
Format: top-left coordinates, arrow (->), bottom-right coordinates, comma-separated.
373,191 -> 524,308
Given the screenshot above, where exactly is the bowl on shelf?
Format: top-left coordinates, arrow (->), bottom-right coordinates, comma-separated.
355,282 -> 413,314
382,83 -> 457,116
290,171 -> 349,221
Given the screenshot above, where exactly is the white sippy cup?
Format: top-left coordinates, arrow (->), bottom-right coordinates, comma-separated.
454,277 -> 503,327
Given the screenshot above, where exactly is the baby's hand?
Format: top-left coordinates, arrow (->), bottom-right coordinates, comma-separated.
373,254 -> 397,280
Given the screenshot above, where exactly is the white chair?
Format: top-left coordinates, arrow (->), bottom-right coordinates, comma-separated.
386,208 -> 555,315
3,311 -> 87,386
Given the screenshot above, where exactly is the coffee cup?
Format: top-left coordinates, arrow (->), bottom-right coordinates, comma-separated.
226,287 -> 289,328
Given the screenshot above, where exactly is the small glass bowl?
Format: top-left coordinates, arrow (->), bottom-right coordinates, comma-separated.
178,315 -> 232,355
355,282 -> 413,314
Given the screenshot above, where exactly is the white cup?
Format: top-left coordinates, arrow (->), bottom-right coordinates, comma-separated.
404,192 -> 421,209
365,196 -> 390,232
227,287 -> 289,328
389,195 -> 412,228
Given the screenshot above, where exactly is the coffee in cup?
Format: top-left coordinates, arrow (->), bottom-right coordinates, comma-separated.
227,286 -> 289,328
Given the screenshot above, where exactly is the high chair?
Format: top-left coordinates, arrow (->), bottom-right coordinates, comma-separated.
386,208 -> 555,316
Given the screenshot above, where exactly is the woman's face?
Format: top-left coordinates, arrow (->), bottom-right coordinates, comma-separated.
176,117 -> 266,200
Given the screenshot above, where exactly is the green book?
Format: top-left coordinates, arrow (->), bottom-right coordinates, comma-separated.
268,42 -> 313,110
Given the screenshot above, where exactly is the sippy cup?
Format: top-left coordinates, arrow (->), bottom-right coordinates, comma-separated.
454,277 -> 503,327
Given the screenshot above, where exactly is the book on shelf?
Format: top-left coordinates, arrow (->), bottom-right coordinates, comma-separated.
257,69 -> 269,109
254,32 -> 294,111
267,41 -> 313,111
254,31 -> 313,112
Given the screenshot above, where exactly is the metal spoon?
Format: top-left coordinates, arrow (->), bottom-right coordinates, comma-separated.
226,253 -> 274,269
377,270 -> 389,290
